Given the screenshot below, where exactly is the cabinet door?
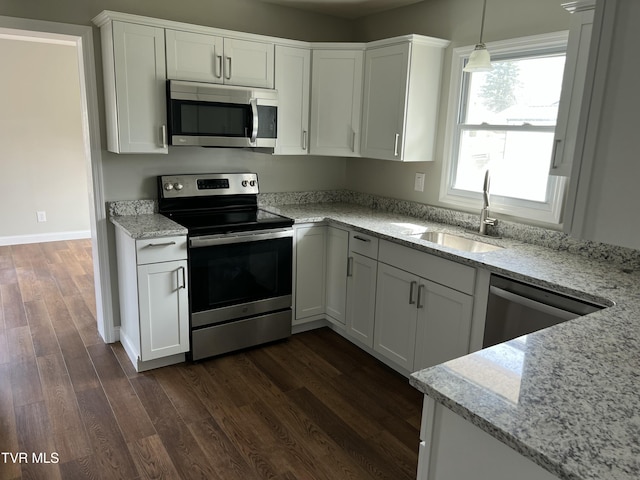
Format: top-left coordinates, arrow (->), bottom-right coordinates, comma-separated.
549,6 -> 594,176
325,227 -> 349,325
294,226 -> 326,321
111,21 -> 167,153
274,45 -> 311,155
374,263 -> 419,371
361,43 -> 409,161
223,38 -> 274,88
413,280 -> 473,371
346,252 -> 377,348
310,49 -> 363,156
165,29 -> 223,83
137,260 -> 189,361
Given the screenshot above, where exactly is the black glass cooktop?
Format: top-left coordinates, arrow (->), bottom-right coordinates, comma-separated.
164,208 -> 293,235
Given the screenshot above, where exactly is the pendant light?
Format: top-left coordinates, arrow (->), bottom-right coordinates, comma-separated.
463,0 -> 493,72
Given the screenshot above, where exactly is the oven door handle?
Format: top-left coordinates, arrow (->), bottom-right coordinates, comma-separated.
189,228 -> 293,248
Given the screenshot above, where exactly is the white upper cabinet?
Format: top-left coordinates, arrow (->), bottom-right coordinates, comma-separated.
166,30 -> 274,88
361,36 -> 449,162
564,0 -> 640,250
309,48 -> 364,157
549,1 -> 595,176
274,45 -> 311,155
101,21 -> 168,154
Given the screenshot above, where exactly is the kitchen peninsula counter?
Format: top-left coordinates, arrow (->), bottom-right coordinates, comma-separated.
109,199 -> 640,479
264,201 -> 640,480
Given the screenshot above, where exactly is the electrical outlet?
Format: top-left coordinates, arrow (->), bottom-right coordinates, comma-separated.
414,173 -> 425,192
36,211 -> 47,223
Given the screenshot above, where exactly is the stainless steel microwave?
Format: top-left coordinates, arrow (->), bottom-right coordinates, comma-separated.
167,80 -> 278,148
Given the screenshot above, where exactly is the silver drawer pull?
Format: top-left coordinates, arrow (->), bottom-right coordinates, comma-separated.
409,281 -> 417,305
353,235 -> 371,243
144,241 -> 177,248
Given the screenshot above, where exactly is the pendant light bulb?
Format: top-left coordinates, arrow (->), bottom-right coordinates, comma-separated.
463,0 -> 493,73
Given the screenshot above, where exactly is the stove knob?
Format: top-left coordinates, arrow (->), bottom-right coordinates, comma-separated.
164,183 -> 174,191
174,183 -> 184,191
242,180 -> 248,187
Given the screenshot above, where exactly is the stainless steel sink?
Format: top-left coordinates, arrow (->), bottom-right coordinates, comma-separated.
410,231 -> 503,253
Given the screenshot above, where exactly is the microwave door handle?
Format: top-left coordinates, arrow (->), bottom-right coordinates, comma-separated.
249,98 -> 258,145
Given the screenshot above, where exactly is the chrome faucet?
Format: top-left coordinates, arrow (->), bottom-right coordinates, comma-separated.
479,169 -> 497,235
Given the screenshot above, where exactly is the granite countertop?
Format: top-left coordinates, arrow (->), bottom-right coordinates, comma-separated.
265,202 -> 640,480
110,200 -> 640,479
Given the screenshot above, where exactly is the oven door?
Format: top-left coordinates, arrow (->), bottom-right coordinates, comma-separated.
189,228 -> 293,328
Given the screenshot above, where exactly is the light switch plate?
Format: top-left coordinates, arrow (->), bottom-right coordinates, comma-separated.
414,173 -> 425,192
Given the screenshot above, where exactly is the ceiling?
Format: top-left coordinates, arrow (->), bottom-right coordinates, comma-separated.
255,0 -> 425,19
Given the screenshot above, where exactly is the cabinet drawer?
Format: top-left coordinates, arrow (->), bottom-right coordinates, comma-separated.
136,236 -> 187,264
349,231 -> 379,258
378,240 -> 475,294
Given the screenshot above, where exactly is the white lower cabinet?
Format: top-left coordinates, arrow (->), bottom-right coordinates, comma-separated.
374,263 -> 420,370
294,227 -> 476,375
325,227 -> 349,325
374,240 -> 475,373
115,229 -> 189,371
294,225 -> 327,322
346,252 -> 378,348
418,397 -> 558,480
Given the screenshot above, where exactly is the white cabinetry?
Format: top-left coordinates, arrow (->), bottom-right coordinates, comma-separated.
345,231 -> 379,348
374,240 -> 474,372
294,225 -> 327,322
310,48 -> 364,156
114,230 -> 189,372
564,0 -> 640,250
361,36 -> 449,162
325,227 -> 349,326
549,1 -> 595,176
417,397 -> 558,480
274,45 -> 311,155
99,20 -> 168,154
166,30 -> 274,88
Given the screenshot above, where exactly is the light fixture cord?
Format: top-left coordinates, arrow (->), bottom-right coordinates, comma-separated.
479,0 -> 487,44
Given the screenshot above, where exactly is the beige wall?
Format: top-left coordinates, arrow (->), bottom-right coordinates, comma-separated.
0,37 -> 90,242
348,0 -> 573,225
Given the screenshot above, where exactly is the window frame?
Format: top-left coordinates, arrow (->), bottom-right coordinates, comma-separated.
439,31 -> 570,224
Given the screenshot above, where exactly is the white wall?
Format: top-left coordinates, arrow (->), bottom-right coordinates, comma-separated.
0,37 -> 90,244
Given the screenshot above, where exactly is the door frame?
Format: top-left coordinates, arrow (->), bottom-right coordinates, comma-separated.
0,16 -> 115,342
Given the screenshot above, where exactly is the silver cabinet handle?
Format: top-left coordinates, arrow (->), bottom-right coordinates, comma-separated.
215,54 -> 223,78
225,56 -> 232,80
353,235 -> 371,243
177,266 -> 186,290
352,130 -> 356,152
302,130 -> 308,150
393,133 -> 400,157
417,284 -> 425,309
409,280 -> 417,305
550,138 -> 562,169
161,124 -> 167,148
144,241 -> 176,248
347,257 -> 354,277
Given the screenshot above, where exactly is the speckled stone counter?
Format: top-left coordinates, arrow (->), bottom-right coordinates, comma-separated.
110,214 -> 187,239
263,202 -> 640,480
108,198 -> 640,479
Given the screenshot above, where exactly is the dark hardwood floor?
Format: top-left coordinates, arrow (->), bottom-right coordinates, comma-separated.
0,239 -> 423,480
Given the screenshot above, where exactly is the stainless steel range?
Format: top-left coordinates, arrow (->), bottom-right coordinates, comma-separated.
158,173 -> 294,361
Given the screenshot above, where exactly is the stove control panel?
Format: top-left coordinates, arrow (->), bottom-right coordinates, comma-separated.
159,173 -> 259,198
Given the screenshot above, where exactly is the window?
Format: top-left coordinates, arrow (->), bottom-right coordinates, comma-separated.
440,32 -> 569,224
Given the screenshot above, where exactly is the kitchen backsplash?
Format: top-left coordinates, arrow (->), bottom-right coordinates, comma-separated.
109,190 -> 640,269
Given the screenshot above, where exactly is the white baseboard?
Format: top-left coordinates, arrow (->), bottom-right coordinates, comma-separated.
0,230 -> 91,246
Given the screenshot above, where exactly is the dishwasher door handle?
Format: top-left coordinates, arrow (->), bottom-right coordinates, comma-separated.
489,286 -> 578,322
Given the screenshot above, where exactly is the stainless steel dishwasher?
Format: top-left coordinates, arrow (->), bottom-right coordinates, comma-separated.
483,274 -> 605,348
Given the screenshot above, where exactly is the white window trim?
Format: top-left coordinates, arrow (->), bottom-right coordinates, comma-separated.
440,31 -> 570,224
